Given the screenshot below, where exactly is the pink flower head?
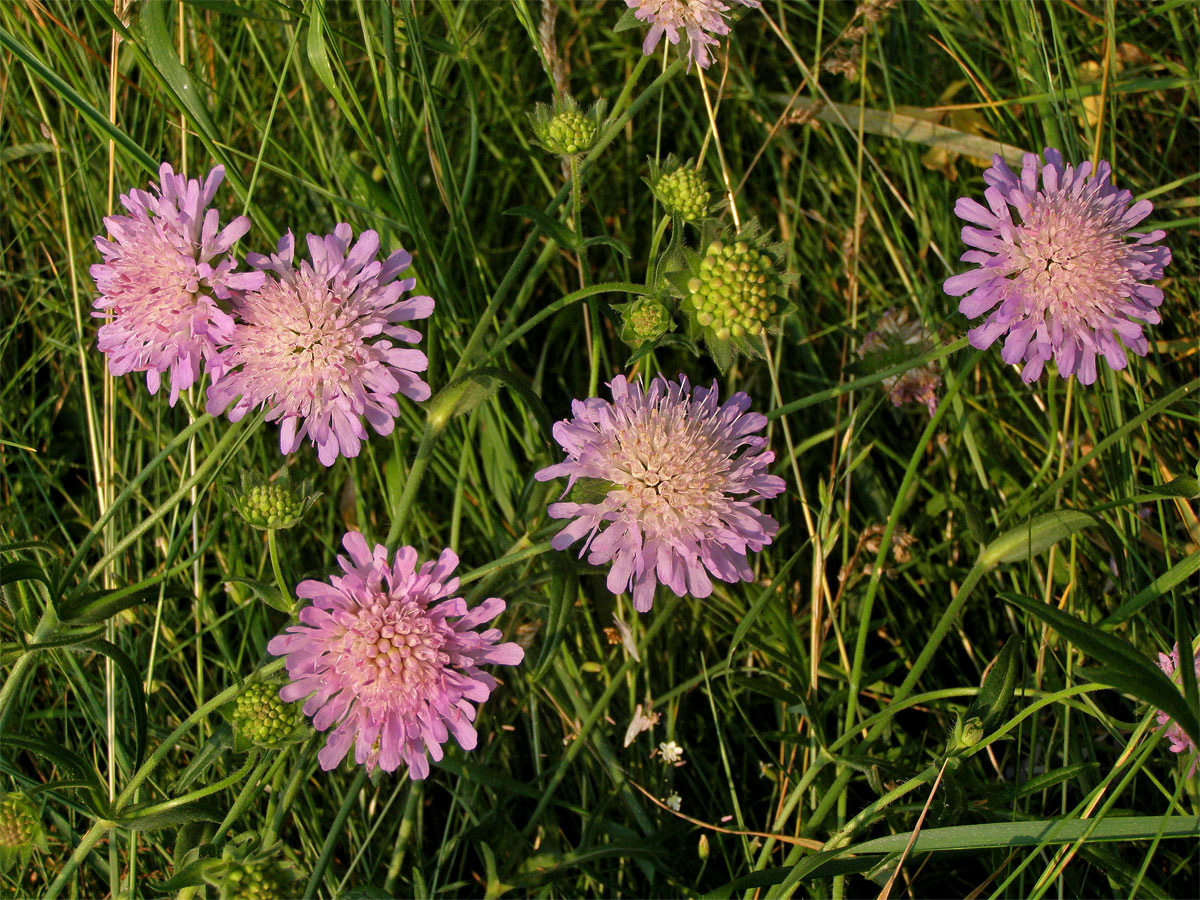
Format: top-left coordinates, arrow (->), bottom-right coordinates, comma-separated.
536,374 -> 785,612
90,163 -> 262,405
268,532 -> 524,778
206,224 -> 433,466
1154,643 -> 1200,774
625,0 -> 760,70
944,147 -> 1171,385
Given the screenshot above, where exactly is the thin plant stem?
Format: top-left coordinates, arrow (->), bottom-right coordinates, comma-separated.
303,768 -> 369,899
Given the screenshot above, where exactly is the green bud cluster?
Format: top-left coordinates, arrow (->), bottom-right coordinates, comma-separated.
625,298 -> 671,343
233,479 -> 311,530
233,683 -> 300,748
219,860 -> 297,900
654,167 -> 710,221
541,109 -> 599,156
686,240 -> 778,340
0,794 -> 36,849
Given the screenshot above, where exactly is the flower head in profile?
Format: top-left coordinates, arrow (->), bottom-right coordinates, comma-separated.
536,374 -> 784,612
1154,643 -> 1199,774
91,163 -> 262,405
857,308 -> 942,416
268,532 -> 524,779
624,0 -> 760,70
206,225 -> 433,466
944,147 -> 1170,384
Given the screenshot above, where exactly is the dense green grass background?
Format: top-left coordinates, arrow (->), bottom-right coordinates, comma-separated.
1,0 -> 1198,897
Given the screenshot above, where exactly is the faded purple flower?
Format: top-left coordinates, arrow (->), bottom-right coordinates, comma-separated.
206,225 -> 432,466
944,147 -> 1170,385
857,308 -> 941,416
268,532 -> 524,778
1155,643 -> 1199,774
91,163 -> 262,405
536,374 -> 784,612
626,0 -> 760,70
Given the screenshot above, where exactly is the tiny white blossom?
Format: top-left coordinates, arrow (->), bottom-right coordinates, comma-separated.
659,740 -> 684,764
665,792 -> 682,811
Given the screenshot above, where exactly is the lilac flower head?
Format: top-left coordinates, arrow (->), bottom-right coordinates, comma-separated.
535,374 -> 785,612
857,308 -> 942,416
206,224 -> 433,466
1154,643 -> 1199,774
90,163 -> 263,405
625,0 -> 760,70
944,147 -> 1170,385
268,532 -> 524,778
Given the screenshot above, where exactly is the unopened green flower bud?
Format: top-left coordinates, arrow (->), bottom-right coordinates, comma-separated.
653,165 -> 711,221
233,683 -> 301,748
684,238 -> 781,340
623,298 -> 672,344
219,860 -> 299,900
230,472 -> 319,531
531,97 -> 605,158
0,794 -> 37,849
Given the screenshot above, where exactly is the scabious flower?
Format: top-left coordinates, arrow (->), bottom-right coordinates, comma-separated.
91,163 -> 262,405
536,375 -> 784,612
1154,643 -> 1200,773
206,225 -> 433,466
944,147 -> 1171,385
268,532 -> 524,779
625,0 -> 760,70
857,308 -> 942,415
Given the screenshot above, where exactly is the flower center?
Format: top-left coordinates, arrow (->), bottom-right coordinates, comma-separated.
240,273 -> 368,400
606,407 -> 730,522
331,596 -> 448,712
1013,192 -> 1134,318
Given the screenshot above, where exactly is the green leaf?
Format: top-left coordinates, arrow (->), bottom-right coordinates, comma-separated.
1102,553 -> 1200,626
533,561 -> 577,681
504,205 -> 579,251
79,638 -> 149,769
113,798 -> 224,832
966,636 -> 1022,731
980,510 -> 1097,567
139,0 -> 219,141
1001,593 -> 1200,748
1,734 -> 108,814
0,27 -> 156,174
225,577 -> 291,614
1141,475 -> 1200,499
59,582 -> 190,625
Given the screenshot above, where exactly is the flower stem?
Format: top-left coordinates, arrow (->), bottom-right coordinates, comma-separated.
303,767 -> 369,899
267,529 -> 289,600
43,819 -> 112,900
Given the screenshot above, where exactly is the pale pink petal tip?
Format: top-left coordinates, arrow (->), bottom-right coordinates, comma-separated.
625,0 -> 759,70
206,223 -> 435,465
269,533 -> 524,779
91,164 -> 254,405
943,147 -> 1170,385
535,373 -> 784,612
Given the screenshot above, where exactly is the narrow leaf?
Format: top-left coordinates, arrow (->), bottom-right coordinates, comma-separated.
980,511 -> 1096,567
1001,593 -> 1199,747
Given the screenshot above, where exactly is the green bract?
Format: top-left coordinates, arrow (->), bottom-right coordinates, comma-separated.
530,95 -> 606,157
229,471 -> 320,531
621,296 -> 673,345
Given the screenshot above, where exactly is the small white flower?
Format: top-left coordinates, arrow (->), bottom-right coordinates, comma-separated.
664,792 -> 682,811
659,740 -> 684,764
